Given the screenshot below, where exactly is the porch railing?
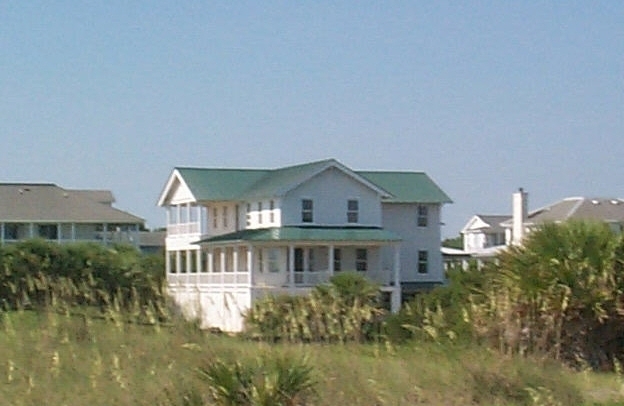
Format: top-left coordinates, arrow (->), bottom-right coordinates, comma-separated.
167,272 -> 251,286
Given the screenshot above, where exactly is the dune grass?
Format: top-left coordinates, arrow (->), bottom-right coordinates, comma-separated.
1,309 -> 624,406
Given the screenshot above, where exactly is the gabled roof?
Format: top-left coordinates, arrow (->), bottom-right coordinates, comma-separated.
461,214 -> 510,233
244,159 -> 390,199
0,183 -> 144,224
158,159 -> 451,205
500,197 -> 624,227
196,226 -> 401,245
174,167 -> 268,201
357,171 -> 452,204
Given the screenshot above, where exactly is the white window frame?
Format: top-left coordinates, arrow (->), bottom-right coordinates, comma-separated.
355,248 -> 367,272
301,199 -> 313,223
417,205 -> 428,227
418,250 -> 428,274
347,199 -> 359,223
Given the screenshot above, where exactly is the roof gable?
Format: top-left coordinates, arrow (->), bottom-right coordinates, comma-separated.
245,159 -> 390,199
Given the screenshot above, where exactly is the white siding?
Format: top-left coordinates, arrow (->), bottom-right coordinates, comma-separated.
243,198 -> 282,229
381,203 -> 444,282
281,167 -> 382,226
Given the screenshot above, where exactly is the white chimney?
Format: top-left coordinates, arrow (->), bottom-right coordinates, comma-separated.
512,188 -> 528,245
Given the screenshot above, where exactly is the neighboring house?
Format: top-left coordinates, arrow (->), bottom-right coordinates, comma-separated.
501,192 -> 624,243
456,189 -> 624,264
138,230 -> 166,254
0,183 -> 144,246
157,158 -> 451,332
461,214 -> 510,255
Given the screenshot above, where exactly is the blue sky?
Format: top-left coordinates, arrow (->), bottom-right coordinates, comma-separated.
2,1 -> 623,237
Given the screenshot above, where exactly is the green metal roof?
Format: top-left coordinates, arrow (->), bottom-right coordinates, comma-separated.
197,226 -> 402,244
176,167 -> 269,201
357,171 -> 452,204
243,159 -> 337,198
173,159 -> 451,204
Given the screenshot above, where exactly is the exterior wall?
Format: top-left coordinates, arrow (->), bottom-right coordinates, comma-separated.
241,198 -> 282,229
380,203 -> 444,282
168,285 -> 251,332
281,167 -> 382,226
206,202 -> 239,236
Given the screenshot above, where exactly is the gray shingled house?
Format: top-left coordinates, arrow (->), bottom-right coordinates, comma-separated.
0,183 -> 144,246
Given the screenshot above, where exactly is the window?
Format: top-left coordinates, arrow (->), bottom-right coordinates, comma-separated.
417,205 -> 428,227
347,199 -> 359,223
246,203 -> 251,227
268,249 -> 279,273
38,224 -> 58,240
257,248 -> 264,273
355,248 -> 367,272
222,206 -> 228,228
4,224 -> 18,240
418,250 -> 428,274
257,202 -> 263,224
333,248 -> 341,272
213,207 -> 218,229
301,199 -> 313,223
270,200 -> 275,223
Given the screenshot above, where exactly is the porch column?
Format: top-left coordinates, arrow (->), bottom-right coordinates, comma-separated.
247,245 -> 253,286
29,223 -> 34,238
233,246 -> 239,274
165,251 -> 171,274
208,248 -> 214,273
71,223 -> 76,241
57,223 -> 62,243
103,223 -> 108,245
175,251 -> 181,274
0,223 -> 4,246
391,244 -> 401,313
196,248 -> 202,273
288,245 -> 295,289
328,245 -> 335,277
220,248 -> 226,284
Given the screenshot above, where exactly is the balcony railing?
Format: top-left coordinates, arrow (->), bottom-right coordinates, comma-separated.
167,222 -> 200,236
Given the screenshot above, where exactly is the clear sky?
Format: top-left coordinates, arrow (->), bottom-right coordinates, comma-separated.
2,1 -> 623,237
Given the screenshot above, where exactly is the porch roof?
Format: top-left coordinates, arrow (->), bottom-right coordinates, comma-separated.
196,226 -> 402,245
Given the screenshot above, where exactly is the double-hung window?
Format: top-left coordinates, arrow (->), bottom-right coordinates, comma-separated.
347,199 -> 359,223
257,202 -> 263,224
418,250 -> 428,273
355,248 -> 367,272
333,248 -> 341,272
417,205 -> 428,227
301,199 -> 313,223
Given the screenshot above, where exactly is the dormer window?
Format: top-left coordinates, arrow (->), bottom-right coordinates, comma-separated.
301,199 -> 313,223
347,199 -> 359,223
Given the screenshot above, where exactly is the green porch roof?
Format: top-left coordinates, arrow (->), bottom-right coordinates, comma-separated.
196,226 -> 402,244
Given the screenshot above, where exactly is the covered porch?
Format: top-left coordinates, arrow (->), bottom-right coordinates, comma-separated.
165,227 -> 403,311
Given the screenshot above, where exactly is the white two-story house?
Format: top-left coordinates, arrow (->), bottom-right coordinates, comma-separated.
157,159 -> 451,332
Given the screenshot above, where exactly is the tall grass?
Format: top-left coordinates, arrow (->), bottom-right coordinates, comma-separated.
3,308 -> 621,406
